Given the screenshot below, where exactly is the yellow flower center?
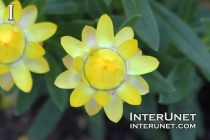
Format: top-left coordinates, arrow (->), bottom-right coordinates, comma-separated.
84,49 -> 126,90
0,24 -> 25,64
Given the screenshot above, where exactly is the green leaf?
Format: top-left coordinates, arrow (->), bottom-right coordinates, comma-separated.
161,0 -> 179,10
104,0 -> 113,5
2,0 -> 12,5
159,59 -> 196,104
200,69 -> 210,81
54,20 -> 95,39
142,46 -> 177,77
44,53 -> 68,111
121,0 -> 138,17
14,75 -> 41,116
150,0 -> 210,78
118,14 -> 141,32
142,71 -> 175,94
85,0 -> 102,19
94,0 -> 112,15
122,0 -> 159,51
28,99 -> 63,140
44,0 -> 86,15
201,18 -> 210,36
177,0 -> 200,23
88,111 -> 105,140
168,77 -> 202,140
85,0 -> 111,19
169,104 -> 196,140
110,15 -> 126,33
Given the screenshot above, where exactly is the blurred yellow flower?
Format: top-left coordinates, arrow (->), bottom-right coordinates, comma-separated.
55,14 -> 159,123
0,0 -> 57,92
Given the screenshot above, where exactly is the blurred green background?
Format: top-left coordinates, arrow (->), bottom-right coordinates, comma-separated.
1,0 -> 210,139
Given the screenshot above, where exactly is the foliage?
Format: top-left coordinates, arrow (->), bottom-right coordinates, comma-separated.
1,0 -> 210,139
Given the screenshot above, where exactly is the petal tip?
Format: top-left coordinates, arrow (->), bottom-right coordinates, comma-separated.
101,14 -> 111,21
108,115 -> 121,123
61,36 -> 69,43
70,100 -> 80,107
49,22 -> 57,34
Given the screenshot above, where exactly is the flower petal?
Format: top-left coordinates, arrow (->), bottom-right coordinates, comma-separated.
0,1 -> 5,20
127,56 -> 159,75
62,55 -> 73,69
82,26 -> 97,49
81,72 -> 90,86
94,90 -> 111,106
24,22 -> 57,42
96,14 -> 114,48
134,48 -> 142,56
0,64 -> 10,74
24,57 -> 49,74
54,69 -> 81,89
84,97 -> 102,116
113,27 -> 134,48
104,94 -> 123,123
0,73 -> 14,91
101,49 -> 118,61
61,36 -> 88,58
70,83 -> 94,107
11,61 -> 32,92
20,5 -> 37,29
24,42 -> 45,58
127,75 -> 149,95
73,56 -> 84,74
4,0 -> 22,24
117,39 -> 138,60
116,81 -> 142,105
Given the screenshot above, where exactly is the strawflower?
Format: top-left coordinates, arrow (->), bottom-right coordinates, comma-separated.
0,0 -> 57,92
55,14 -> 159,122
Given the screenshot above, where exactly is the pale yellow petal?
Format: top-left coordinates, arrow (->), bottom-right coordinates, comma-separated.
11,61 -> 32,92
24,42 -> 45,58
4,0 -> 22,24
0,64 -> 10,74
82,26 -> 97,48
62,55 -> 73,69
117,39 -> 137,60
116,81 -> 141,105
0,73 -> 14,91
94,90 -> 111,106
0,1 -> 5,20
70,83 -> 94,107
134,48 -> 142,56
96,14 -> 114,48
24,57 -> 49,74
61,36 -> 88,58
127,56 -> 159,75
104,94 -> 123,123
101,49 -> 118,61
73,56 -> 84,74
54,69 -> 81,89
127,75 -> 149,95
113,27 -> 134,48
84,97 -> 102,116
20,5 -> 37,29
24,22 -> 57,42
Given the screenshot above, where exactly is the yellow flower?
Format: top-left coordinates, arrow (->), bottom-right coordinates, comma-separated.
55,14 -> 159,123
0,0 -> 57,92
